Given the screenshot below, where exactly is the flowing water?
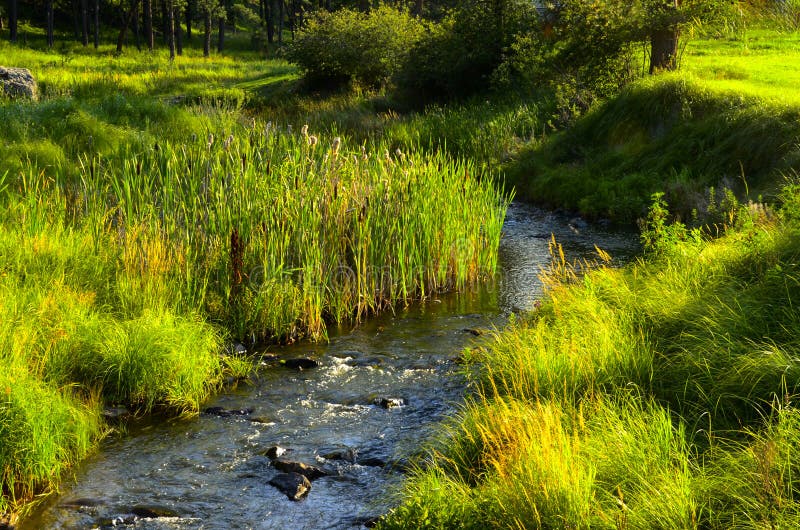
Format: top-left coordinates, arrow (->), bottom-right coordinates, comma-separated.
23,204 -> 637,530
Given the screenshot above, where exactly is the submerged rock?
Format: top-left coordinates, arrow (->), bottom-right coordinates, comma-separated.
102,406 -> 131,424
462,328 -> 487,337
357,457 -> 387,468
269,472 -> 311,501
376,397 -> 406,409
61,497 -> 106,509
0,516 -> 14,530
272,458 -> 329,480
0,67 -> 37,100
202,406 -> 254,417
261,445 -> 289,460
282,358 -> 319,370
320,447 -> 357,463
130,504 -> 180,518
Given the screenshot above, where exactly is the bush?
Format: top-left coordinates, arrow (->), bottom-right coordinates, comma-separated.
394,0 -> 539,101
286,6 -> 426,89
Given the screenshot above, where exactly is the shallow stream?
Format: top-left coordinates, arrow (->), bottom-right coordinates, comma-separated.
23,204 -> 637,530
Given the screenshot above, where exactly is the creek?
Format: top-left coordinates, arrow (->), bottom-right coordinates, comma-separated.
23,203 -> 637,530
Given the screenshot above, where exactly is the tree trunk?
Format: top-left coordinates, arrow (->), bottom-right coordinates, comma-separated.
81,0 -> 89,45
134,2 -> 141,50
649,28 -> 679,73
144,0 -> 153,50
277,0 -> 283,45
46,0 -> 55,48
175,5 -> 183,55
203,6 -> 211,56
413,0 -> 422,16
266,0 -> 274,43
117,0 -> 141,52
9,0 -> 17,43
168,0 -> 176,60
162,0 -> 169,44
93,0 -> 100,48
186,0 -> 193,39
72,0 -> 81,39
217,0 -> 225,52
649,0 -> 681,74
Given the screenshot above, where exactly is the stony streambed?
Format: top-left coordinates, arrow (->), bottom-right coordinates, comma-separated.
22,204 -> 637,530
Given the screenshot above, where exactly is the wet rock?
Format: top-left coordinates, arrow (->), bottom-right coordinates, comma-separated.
61,497 -> 106,509
0,67 -> 37,100
102,406 -> 131,424
351,515 -> 381,528
202,406 -> 254,417
346,357 -> 384,368
272,458 -> 329,480
376,397 -> 406,409
0,516 -> 14,530
357,457 -> 387,468
321,448 -> 357,462
282,358 -> 319,370
260,445 -> 289,460
228,342 -> 248,355
131,504 -> 180,518
269,472 -> 311,501
260,353 -> 280,363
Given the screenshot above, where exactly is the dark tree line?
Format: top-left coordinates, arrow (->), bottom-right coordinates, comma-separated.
2,0 -> 439,53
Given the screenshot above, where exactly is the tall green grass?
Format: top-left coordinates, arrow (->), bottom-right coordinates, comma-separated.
0,120 -> 507,517
0,37 -> 510,517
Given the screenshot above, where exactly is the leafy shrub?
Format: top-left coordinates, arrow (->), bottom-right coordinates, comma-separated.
394,0 -> 539,101
286,6 -> 426,89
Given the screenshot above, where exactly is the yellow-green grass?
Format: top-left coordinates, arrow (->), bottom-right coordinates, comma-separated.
683,29 -> 800,105
380,192 -> 800,528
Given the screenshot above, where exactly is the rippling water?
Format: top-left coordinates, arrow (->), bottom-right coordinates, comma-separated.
23,204 -> 637,530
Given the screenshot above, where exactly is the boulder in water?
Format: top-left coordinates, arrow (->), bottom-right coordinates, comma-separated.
269,472 -> 311,501
261,445 -> 288,460
282,358 -> 319,370
0,67 -> 38,100
272,458 -> 329,480
376,397 -> 406,409
202,406 -> 253,417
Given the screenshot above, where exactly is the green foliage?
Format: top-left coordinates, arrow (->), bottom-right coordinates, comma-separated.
286,6 -> 426,88
640,192 -> 694,254
394,0 -> 539,100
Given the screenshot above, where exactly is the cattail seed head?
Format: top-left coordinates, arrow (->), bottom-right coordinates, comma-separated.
332,137 -> 342,156
301,124 -> 309,138
308,134 -> 318,147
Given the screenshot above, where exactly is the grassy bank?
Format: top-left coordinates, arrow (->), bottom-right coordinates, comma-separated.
378,28 -> 800,529
379,184 -> 800,528
0,38 -> 509,518
506,30 -> 800,224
